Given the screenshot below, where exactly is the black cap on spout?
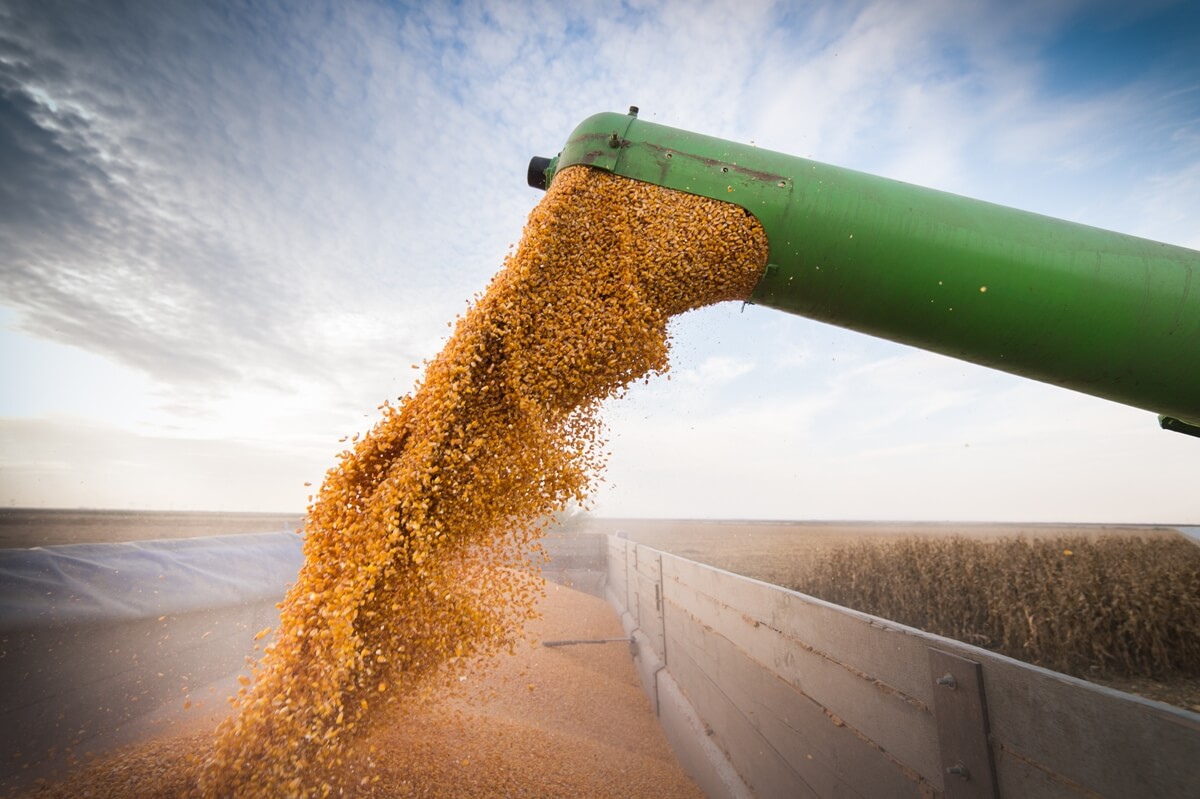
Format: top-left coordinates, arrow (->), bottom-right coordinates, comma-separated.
527,156 -> 551,190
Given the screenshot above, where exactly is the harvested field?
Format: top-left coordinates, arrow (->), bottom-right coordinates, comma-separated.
0,509 -> 304,549
15,584 -> 704,799
583,518 -> 1183,584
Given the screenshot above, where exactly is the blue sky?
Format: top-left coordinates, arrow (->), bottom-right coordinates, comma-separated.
1,0 -> 1197,521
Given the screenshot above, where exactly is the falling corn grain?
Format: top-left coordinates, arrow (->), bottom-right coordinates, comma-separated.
189,166 -> 769,797
23,167 -> 768,798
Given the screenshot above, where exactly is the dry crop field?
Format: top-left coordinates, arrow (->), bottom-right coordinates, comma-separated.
584,518 -> 1200,710
0,509 -> 304,549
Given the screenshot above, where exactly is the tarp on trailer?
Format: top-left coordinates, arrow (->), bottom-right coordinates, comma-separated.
0,532 -> 305,632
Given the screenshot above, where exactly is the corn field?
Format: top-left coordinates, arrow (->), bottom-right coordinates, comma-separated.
788,535 -> 1200,679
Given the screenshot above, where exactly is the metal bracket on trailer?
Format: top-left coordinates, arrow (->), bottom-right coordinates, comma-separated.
929,648 -> 1001,799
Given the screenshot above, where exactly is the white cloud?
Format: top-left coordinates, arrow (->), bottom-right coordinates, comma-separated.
0,0 -> 1197,520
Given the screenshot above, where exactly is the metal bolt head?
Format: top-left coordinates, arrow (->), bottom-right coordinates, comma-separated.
946,763 -> 970,780
608,132 -> 621,148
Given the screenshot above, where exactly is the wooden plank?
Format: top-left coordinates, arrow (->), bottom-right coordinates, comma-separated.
665,597 -> 928,799
654,546 -> 1200,799
993,744 -> 1099,799
663,606 -> 820,799
663,566 -> 943,785
605,537 -> 628,612
633,543 -> 661,580
626,541 -> 637,624
633,546 -> 665,661
980,655 -> 1200,799
654,671 -> 755,799
635,588 -> 664,660
539,534 -> 606,570
541,568 -> 606,598
628,629 -> 662,715
663,553 -> 939,706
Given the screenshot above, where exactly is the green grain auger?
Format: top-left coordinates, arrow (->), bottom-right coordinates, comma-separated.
529,108 -> 1200,437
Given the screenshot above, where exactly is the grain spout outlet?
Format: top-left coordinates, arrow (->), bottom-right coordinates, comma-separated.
527,155 -> 554,191
529,107 -> 1200,436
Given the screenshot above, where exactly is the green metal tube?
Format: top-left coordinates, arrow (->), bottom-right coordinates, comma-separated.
535,109 -> 1200,432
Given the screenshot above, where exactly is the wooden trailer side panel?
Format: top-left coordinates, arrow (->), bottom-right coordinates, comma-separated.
611,539 -> 1200,799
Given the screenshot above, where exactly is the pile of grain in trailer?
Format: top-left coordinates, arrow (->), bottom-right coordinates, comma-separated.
19,584 -> 706,799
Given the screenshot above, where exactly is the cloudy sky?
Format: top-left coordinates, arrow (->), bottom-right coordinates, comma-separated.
1,0 -> 1197,522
